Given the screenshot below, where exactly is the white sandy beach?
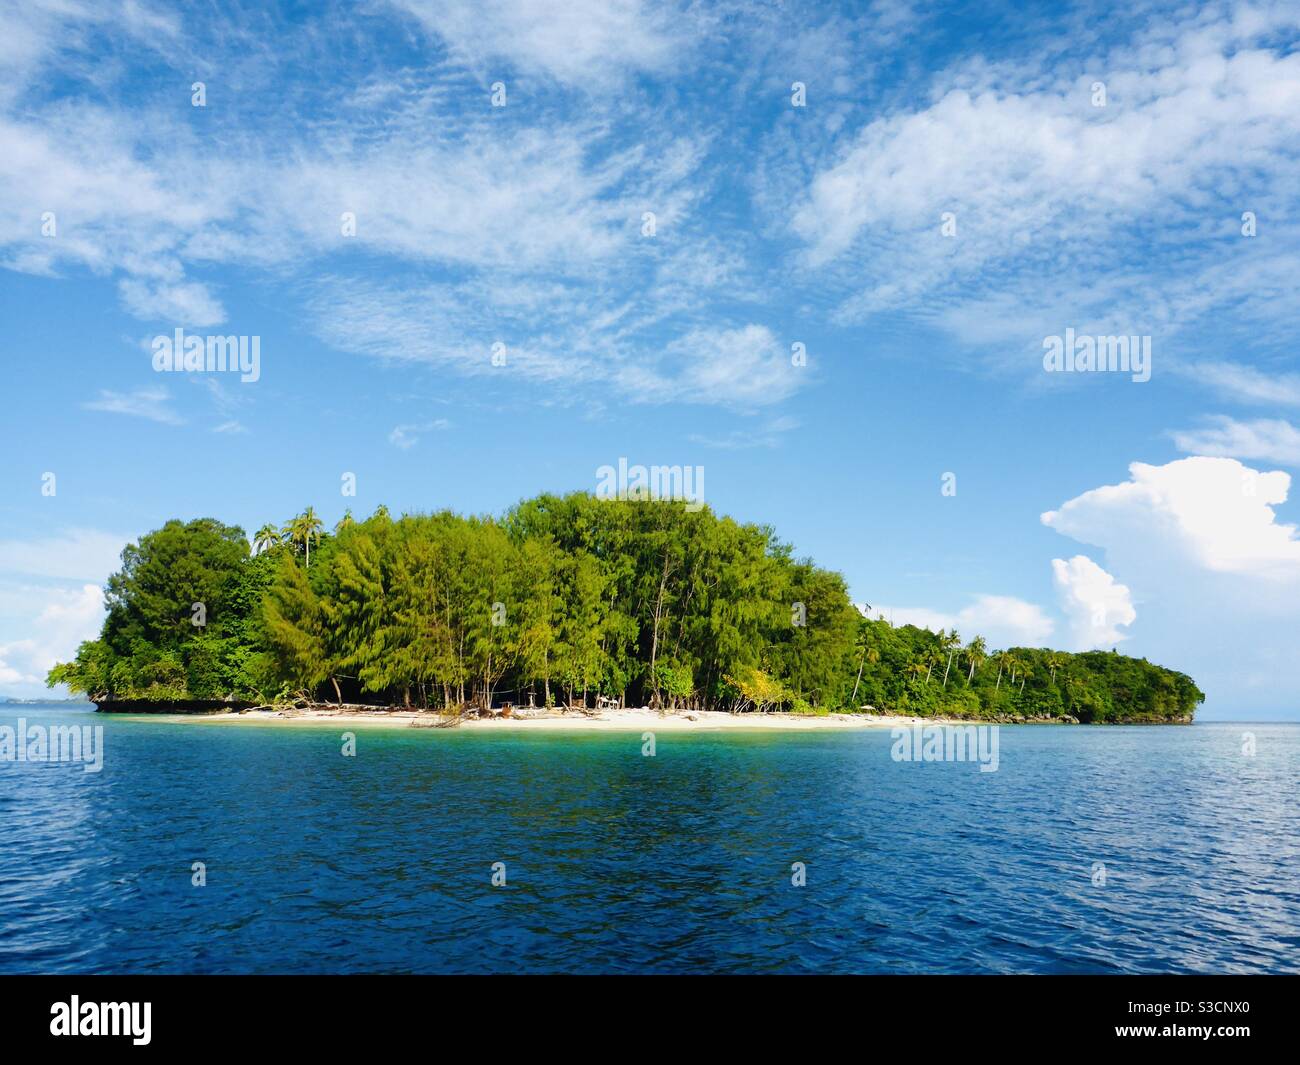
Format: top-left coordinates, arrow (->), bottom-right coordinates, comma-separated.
127,706 -> 943,731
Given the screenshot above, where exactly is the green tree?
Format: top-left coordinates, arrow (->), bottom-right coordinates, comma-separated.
253,523 -> 281,555
282,507 -> 325,568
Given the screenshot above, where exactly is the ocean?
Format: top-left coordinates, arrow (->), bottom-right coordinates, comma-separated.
1,703 -> 1296,974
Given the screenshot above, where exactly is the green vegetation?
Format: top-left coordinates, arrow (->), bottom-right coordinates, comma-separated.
47,495 -> 1203,722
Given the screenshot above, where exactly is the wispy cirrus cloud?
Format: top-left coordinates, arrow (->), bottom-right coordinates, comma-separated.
83,386 -> 182,424
1179,362 -> 1300,407
385,0 -> 693,87
389,419 -> 451,449
787,1 -> 1300,371
1171,415 -> 1300,467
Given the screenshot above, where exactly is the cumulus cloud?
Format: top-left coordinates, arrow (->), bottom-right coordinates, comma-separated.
0,532 -> 120,696
1051,555 -> 1136,650
1042,456 -> 1300,579
868,594 -> 1055,649
0,583 -> 104,694
1043,456 -> 1300,713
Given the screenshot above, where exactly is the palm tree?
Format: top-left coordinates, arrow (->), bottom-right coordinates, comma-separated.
995,650 -> 1014,690
849,617 -> 877,704
282,507 -> 325,568
966,636 -> 987,683
941,629 -> 961,688
252,523 -> 280,555
924,647 -> 942,684
335,509 -> 355,534
1046,653 -> 1064,683
1019,666 -> 1032,694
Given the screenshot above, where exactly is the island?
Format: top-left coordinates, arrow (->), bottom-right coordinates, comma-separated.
47,494 -> 1204,726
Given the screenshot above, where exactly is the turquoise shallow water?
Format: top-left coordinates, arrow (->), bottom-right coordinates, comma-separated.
0,703 -> 1297,974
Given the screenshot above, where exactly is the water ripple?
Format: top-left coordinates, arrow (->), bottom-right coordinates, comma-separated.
1,709 -> 1297,973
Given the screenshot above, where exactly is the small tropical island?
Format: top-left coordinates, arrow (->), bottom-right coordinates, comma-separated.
47,494 -> 1204,726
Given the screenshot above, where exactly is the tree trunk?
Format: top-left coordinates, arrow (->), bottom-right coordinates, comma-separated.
850,645 -> 866,703
648,548 -> 671,709
330,675 -> 342,704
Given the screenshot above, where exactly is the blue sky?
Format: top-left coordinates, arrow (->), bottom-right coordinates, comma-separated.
1,0 -> 1299,718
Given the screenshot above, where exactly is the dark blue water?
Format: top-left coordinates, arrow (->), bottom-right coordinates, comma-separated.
1,703 -> 1296,973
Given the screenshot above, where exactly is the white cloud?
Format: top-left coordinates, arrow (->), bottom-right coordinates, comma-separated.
388,0 -> 687,87
661,325 -> 803,408
869,594 -> 1055,649
388,419 -> 451,449
119,277 -> 225,326
1042,456 -> 1300,579
0,1 -> 177,104
0,529 -> 126,581
1043,456 -> 1300,714
797,12 -> 1300,264
1180,362 -> 1300,406
1051,555 -> 1136,650
1172,415 -> 1300,467
0,5 -> 781,415
83,386 -> 183,425
689,414 -> 799,450
787,3 -> 1300,358
0,531 -> 120,696
0,583 -> 104,695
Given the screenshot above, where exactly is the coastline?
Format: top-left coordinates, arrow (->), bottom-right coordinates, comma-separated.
110,706 -> 966,731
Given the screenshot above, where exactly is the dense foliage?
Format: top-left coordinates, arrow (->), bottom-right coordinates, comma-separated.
48,495 -> 1203,722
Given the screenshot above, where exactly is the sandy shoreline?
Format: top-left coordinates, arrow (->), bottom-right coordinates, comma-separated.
114,706 -> 954,732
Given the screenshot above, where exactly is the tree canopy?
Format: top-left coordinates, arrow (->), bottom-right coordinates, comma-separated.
48,495 -> 1204,722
